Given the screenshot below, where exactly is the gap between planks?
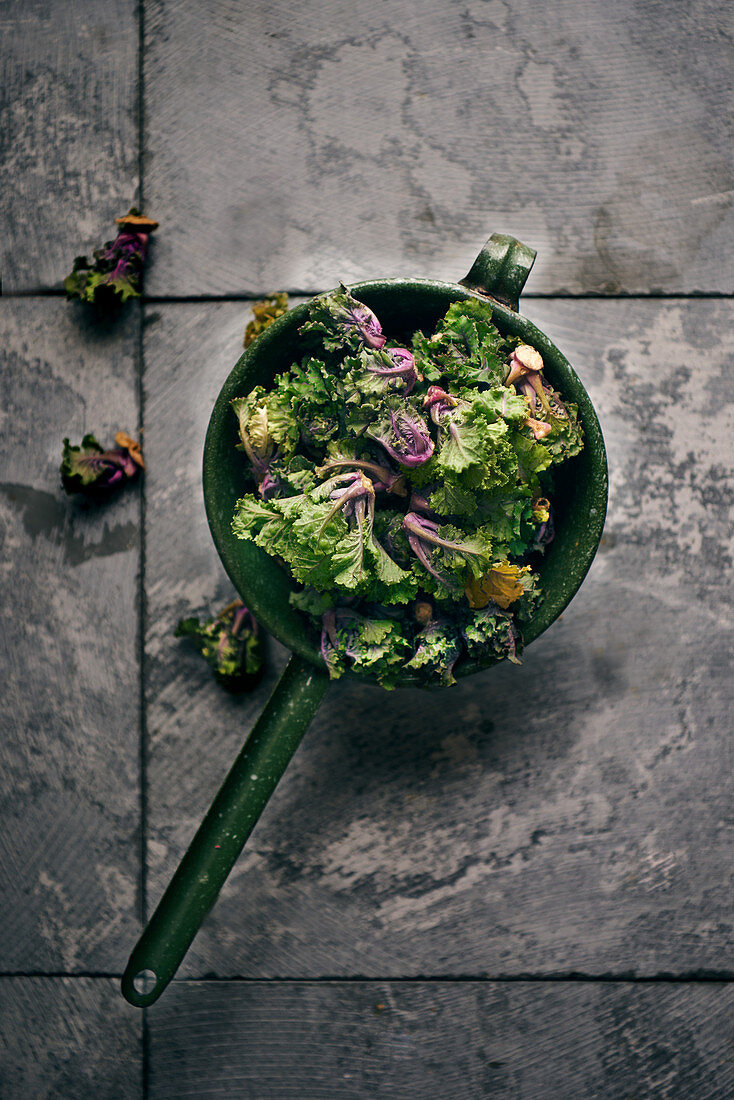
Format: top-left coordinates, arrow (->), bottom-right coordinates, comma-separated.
0,972 -> 731,984
2,290 -> 734,303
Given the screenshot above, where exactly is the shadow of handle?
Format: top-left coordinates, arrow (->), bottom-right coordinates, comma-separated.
121,653 -> 330,1008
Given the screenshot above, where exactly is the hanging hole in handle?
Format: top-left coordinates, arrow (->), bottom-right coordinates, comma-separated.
132,968 -> 158,997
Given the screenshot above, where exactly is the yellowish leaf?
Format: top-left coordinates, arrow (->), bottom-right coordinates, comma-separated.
465,562 -> 526,609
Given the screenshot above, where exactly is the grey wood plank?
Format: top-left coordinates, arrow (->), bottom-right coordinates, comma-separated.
143,0 -> 734,297
0,977 -> 142,1100
141,300 -> 295,916
148,980 -> 734,1100
0,1 -> 139,293
0,299 -> 141,970
142,298 -> 733,979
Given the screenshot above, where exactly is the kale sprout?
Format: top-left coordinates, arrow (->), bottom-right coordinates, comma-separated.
175,600 -> 264,692
60,431 -> 144,497
243,293 -> 289,347
64,209 -> 158,306
366,401 -> 434,468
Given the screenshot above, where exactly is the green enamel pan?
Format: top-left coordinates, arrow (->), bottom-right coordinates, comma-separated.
122,233 -> 608,1007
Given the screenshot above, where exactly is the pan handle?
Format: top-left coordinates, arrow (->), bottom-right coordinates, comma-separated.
459,233 -> 537,311
121,653 -> 330,1007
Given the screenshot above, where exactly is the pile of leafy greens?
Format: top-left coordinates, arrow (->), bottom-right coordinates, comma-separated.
231,287 -> 583,688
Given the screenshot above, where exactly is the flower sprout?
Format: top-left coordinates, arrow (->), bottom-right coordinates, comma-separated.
531,497 -> 555,550
367,407 -> 434,468
244,293 -> 289,347
175,600 -> 263,691
408,488 -> 435,516
505,344 -> 543,386
318,471 -> 376,538
366,347 -> 419,393
64,209 -> 158,305
320,607 -> 362,667
526,416 -> 552,440
336,289 -> 386,349
232,397 -> 275,479
402,511 -> 483,586
300,287 -> 387,352
422,385 -> 459,425
60,430 -> 144,497
316,456 -> 406,497
408,617 -> 462,686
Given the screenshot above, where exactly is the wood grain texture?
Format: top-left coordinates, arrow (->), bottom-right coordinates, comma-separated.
147,980 -> 734,1099
142,298 -> 733,979
0,977 -> 142,1100
0,300 -> 141,970
143,0 -> 734,296
141,300 -> 295,924
0,0 -> 139,293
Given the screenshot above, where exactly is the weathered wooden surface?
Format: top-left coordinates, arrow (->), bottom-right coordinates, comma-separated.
143,298 -> 733,979
0,0 -> 139,293
147,980 -> 734,1099
2,2 -> 733,1095
143,0 -> 734,296
0,977 -> 142,1099
0,299 -> 141,971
